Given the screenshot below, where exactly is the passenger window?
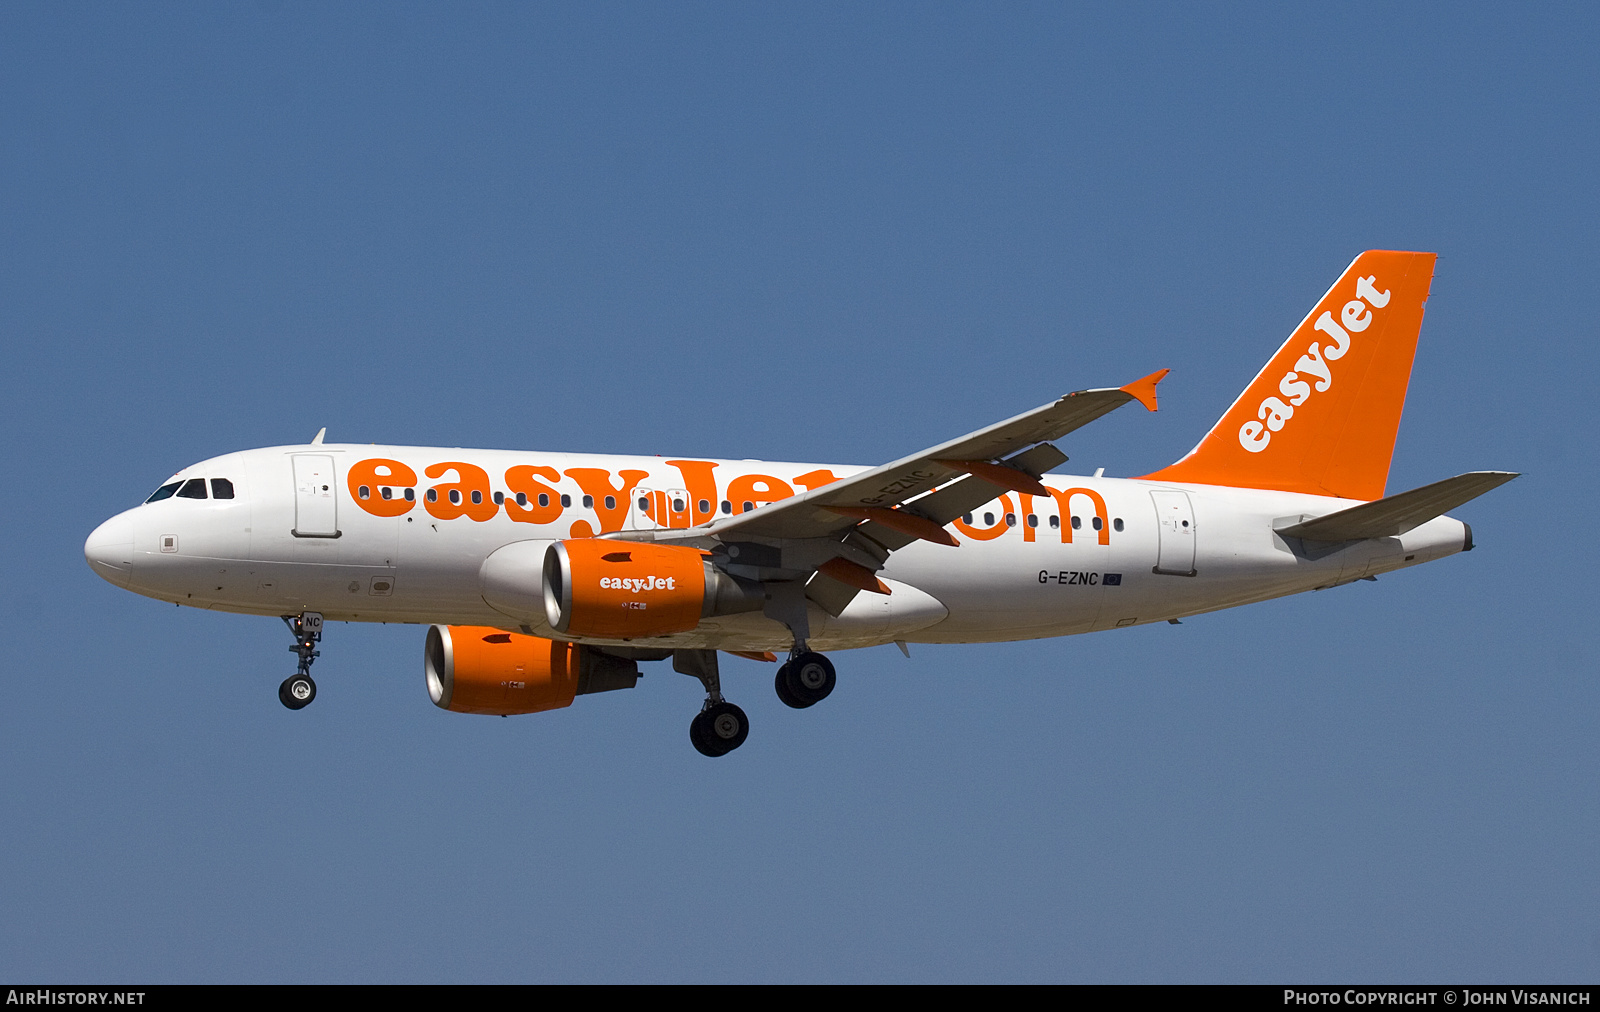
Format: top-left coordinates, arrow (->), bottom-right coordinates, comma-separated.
210,478 -> 235,500
1027,514 -> 1038,528
380,487 -> 393,500
962,513 -> 972,524
449,490 -> 462,505
404,488 -> 415,502
1005,513 -> 1016,527
1113,518 -> 1124,532
177,478 -> 208,499
742,501 -> 754,513
637,496 -> 649,511
698,499 -> 710,515
582,494 -> 594,509
721,501 -> 732,515
145,481 -> 181,503
561,494 -> 571,508
1092,516 -> 1103,531
1071,516 -> 1081,529
516,492 -> 527,506
539,493 -> 550,508
426,489 -> 438,502
672,497 -> 685,512
1049,515 -> 1060,529
604,495 -> 616,510
358,485 -> 371,499
493,491 -> 504,505
470,490 -> 482,505
983,512 -> 994,526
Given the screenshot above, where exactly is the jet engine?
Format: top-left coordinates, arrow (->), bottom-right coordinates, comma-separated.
543,539 -> 762,639
425,625 -> 640,715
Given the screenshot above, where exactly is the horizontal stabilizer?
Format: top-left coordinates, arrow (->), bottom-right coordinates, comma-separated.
1276,471 -> 1518,542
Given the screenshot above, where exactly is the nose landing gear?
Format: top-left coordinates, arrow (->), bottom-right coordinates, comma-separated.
278,611 -> 322,711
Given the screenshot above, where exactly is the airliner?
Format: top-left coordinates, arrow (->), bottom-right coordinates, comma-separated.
84,250 -> 1515,756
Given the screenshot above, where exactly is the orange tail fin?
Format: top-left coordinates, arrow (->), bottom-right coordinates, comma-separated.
1140,250 -> 1437,501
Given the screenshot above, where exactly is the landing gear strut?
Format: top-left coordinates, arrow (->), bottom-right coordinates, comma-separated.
762,581 -> 837,710
278,611 -> 322,710
675,650 -> 748,757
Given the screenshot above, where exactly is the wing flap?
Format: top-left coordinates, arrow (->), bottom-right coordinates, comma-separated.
676,381 -> 1158,545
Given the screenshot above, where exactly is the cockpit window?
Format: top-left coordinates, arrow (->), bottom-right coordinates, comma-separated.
210,478 -> 235,500
177,478 -> 208,499
145,482 -> 181,503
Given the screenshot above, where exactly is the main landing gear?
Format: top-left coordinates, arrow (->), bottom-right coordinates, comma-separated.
774,651 -> 836,709
675,650 -> 749,758
278,611 -> 322,710
673,645 -> 841,756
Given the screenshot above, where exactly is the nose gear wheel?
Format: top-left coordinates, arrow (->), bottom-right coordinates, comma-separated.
279,674 -> 316,709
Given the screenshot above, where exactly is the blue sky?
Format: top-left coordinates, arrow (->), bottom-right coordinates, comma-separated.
2,3 -> 1595,982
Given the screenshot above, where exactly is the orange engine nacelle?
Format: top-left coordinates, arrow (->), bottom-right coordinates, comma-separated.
543,539 -> 761,639
425,625 -> 639,715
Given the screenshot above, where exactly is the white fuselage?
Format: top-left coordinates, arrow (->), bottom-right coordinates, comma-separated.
84,443 -> 1470,652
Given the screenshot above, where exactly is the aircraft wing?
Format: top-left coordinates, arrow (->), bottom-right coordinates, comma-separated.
619,369 -> 1167,551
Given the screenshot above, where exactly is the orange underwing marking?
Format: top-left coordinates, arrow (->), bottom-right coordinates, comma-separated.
1120,368 -> 1170,412
564,467 -> 650,533
665,460 -> 720,526
424,462 -> 499,522
728,650 -> 778,663
817,557 -> 892,595
823,506 -> 960,547
793,468 -> 840,491
934,459 -> 1049,497
950,493 -> 1016,541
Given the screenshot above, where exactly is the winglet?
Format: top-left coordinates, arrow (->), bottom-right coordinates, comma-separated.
1121,369 -> 1169,412
311,427 -> 326,445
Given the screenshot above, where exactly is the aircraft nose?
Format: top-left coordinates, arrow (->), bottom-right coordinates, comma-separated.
85,512 -> 135,587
